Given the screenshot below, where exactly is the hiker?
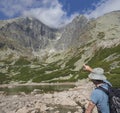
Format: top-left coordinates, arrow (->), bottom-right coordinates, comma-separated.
83,64 -> 112,113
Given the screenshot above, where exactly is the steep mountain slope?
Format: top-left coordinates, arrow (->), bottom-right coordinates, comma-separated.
55,15 -> 88,50
0,17 -> 60,58
0,11 -> 120,87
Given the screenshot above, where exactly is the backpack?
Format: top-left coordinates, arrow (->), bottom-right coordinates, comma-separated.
97,85 -> 120,113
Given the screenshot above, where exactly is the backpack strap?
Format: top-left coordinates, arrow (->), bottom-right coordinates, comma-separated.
97,86 -> 109,95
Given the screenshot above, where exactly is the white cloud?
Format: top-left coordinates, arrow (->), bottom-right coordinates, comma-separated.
23,0 -> 78,28
0,0 -> 78,28
22,0 -> 78,28
85,0 -> 120,19
0,0 -> 34,17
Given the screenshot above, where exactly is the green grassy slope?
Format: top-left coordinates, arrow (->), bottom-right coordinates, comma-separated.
0,45 -> 120,87
87,45 -> 120,87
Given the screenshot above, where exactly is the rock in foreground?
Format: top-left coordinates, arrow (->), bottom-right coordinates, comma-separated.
0,80 -> 97,113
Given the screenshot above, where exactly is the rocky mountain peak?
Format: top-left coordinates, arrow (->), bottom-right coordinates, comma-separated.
0,17 -> 60,57
55,15 -> 88,50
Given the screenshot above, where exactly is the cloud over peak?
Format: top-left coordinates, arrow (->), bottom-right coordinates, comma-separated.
85,0 -> 120,18
23,0 -> 78,28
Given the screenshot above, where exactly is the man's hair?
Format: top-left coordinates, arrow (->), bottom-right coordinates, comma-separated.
91,80 -> 104,84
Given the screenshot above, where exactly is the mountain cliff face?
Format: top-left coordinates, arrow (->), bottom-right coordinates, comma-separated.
0,17 -> 59,57
55,15 -> 88,50
0,11 -> 120,86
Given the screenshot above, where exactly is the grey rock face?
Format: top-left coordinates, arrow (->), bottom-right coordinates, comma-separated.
0,17 -> 58,52
55,15 -> 88,50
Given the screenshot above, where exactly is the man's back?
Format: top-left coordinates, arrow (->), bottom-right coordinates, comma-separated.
90,83 -> 110,113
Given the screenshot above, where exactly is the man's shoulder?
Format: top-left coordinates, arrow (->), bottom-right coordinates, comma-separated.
103,80 -> 112,86
92,88 -> 104,96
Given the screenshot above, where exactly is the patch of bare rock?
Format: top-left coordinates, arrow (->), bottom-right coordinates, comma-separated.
0,79 -> 97,113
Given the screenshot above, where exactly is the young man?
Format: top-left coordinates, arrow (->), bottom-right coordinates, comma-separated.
83,64 -> 111,113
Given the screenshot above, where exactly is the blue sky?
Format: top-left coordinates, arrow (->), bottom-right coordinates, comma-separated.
58,0 -> 101,16
0,0 -> 120,28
